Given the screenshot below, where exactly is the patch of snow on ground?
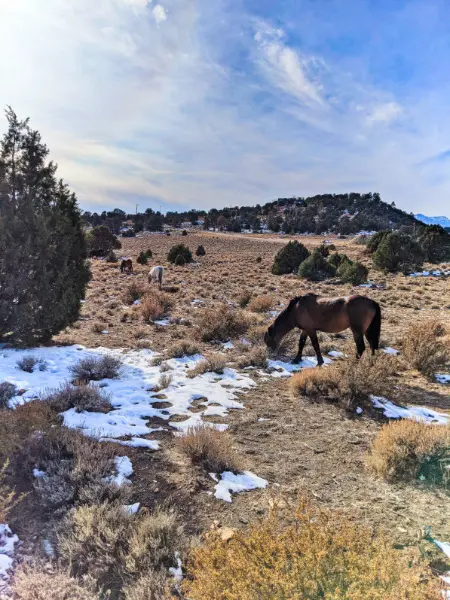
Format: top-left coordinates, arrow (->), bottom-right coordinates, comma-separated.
169,552 -> 183,582
436,374 -> 450,384
222,341 -> 234,350
328,350 -> 344,358
268,356 -> 332,377
382,347 -> 399,355
154,319 -> 170,326
0,524 -> 18,581
212,471 -> 268,503
110,456 -> 133,486
101,437 -> 161,450
0,345 -> 255,444
33,468 -> 45,478
370,396 -> 449,424
123,503 -> 140,515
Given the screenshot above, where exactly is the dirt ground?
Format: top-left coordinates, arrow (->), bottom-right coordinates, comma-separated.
20,231 -> 450,565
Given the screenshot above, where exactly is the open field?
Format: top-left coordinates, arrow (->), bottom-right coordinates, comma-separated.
2,230 -> 450,597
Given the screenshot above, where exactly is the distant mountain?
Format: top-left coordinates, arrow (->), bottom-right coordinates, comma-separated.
415,214 -> 450,228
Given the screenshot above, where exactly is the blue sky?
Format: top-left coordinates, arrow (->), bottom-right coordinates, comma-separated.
1,0 -> 450,215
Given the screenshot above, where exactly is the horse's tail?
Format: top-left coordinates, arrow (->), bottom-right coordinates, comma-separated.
366,301 -> 381,352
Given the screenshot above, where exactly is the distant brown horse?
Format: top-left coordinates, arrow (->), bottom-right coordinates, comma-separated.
264,293 -> 381,366
120,259 -> 133,273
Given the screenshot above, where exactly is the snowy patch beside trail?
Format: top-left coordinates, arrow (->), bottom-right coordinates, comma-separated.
436,374 -> 450,384
328,350 -> 344,358
0,525 -> 18,581
409,269 -> 450,277
382,347 -> 399,355
108,456 -> 133,487
211,471 -> 268,503
0,345 -> 255,442
268,356 -> 332,378
371,396 -> 449,424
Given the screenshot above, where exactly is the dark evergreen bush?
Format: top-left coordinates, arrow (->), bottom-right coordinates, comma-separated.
105,250 -> 118,263
167,244 -> 193,264
87,226 -> 121,256
0,108 -> 91,346
366,230 -> 390,254
137,251 -> 148,265
373,232 -> 424,274
272,241 -> 310,275
337,261 -> 369,284
417,225 -> 450,263
196,245 -> 206,257
298,249 -> 336,281
328,252 -> 350,269
175,254 -> 187,266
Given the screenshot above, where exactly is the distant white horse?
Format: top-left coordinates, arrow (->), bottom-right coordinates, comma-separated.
148,266 -> 164,289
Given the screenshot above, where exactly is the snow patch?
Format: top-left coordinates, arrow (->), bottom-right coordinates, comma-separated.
212,471 -> 268,503
268,356 -> 332,377
370,396 -> 449,424
0,525 -> 18,581
109,456 -> 133,487
436,374 -> 450,384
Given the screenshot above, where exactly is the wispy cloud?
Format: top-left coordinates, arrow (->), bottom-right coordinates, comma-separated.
1,0 -> 450,215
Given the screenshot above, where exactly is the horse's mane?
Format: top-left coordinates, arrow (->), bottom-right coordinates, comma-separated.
273,296 -> 301,327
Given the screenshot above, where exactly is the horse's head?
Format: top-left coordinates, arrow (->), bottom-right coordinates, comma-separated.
264,325 -> 278,352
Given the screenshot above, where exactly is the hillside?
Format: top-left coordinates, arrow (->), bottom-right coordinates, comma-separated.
83,192 -> 423,236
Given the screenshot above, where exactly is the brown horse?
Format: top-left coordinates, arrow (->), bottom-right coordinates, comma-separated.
120,259 -> 133,273
264,293 -> 381,366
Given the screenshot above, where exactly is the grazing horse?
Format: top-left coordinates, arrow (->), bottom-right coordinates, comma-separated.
148,265 -> 164,289
264,293 -> 381,366
120,259 -> 133,273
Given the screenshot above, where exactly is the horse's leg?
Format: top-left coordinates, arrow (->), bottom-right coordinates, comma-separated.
309,331 -> 324,366
351,327 -> 366,358
292,331 -> 308,364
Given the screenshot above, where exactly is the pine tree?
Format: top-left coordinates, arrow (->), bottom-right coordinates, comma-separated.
0,108 -> 91,346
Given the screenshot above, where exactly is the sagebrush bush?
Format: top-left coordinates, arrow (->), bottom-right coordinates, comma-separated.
167,243 -> 193,265
183,500 -> 440,600
0,460 -> 23,522
166,341 -> 200,358
59,503 -> 183,597
237,346 -> 268,368
197,304 -> 249,342
367,420 -> 450,485
373,231 -> 424,274
141,292 -> 173,322
12,566 -> 101,600
402,320 -> 449,377
122,281 -> 146,305
31,429 -> 125,511
248,295 -> 273,313
17,355 -> 47,373
0,381 -> 17,408
177,425 -> 243,473
123,572 -> 169,600
43,383 -> 111,413
237,289 -> 252,308
106,249 -> 118,263
70,355 -> 122,381
272,241 -> 310,275
291,353 -> 397,408
187,357 -> 227,378
298,248 -> 336,281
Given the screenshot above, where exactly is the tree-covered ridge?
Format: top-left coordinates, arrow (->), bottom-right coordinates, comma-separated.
82,192 -> 420,236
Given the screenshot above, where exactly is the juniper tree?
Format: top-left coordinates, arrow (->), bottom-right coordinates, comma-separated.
0,108 -> 90,345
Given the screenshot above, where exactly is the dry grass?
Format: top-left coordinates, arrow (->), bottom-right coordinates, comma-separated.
291,353 -> 397,408
403,319 -> 449,377
367,420 -> 450,485
16,356 -> 47,373
187,356 -> 227,378
43,383 -> 111,413
177,425 -> 243,473
247,295 -> 273,313
58,503 -> 184,597
183,500 -> 441,600
12,567 -> 101,600
0,460 -> 24,522
197,304 -> 249,342
237,289 -> 252,308
122,281 -> 146,305
166,340 -> 200,358
70,355 -> 122,382
141,292 -> 173,322
123,572 -> 169,600
237,346 -> 268,368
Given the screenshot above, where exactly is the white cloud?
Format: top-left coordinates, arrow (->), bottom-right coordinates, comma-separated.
367,102 -> 403,124
152,4 -> 167,25
254,22 -> 324,107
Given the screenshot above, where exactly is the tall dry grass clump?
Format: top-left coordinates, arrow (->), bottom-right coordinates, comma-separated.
197,304 -> 249,342
183,500 -> 440,600
403,320 -> 449,377
176,425 -> 243,473
247,295 -> 273,313
367,420 -> 450,485
12,567 -> 101,600
0,460 -> 24,522
122,281 -> 146,305
141,291 -> 173,322
291,353 -> 397,408
58,502 -> 183,597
